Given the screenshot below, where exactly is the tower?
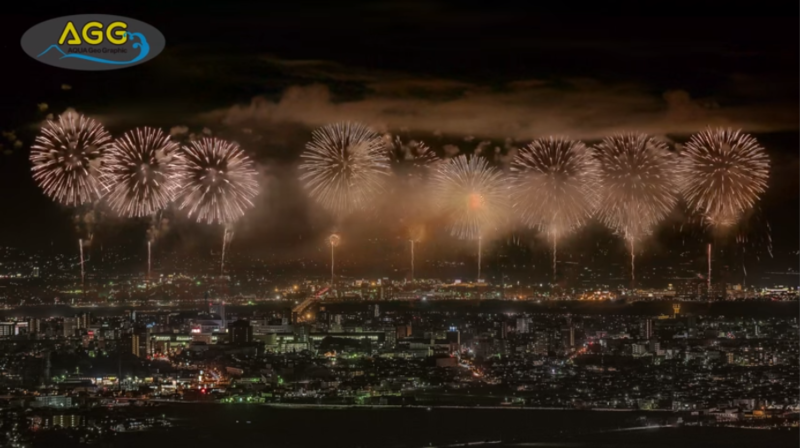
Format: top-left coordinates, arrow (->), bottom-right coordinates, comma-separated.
672,303 -> 680,318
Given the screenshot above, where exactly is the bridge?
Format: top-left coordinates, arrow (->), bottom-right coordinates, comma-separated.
292,287 -> 330,317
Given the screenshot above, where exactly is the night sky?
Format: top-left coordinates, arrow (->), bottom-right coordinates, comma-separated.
0,5 -> 797,285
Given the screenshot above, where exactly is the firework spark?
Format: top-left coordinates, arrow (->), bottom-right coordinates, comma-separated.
510,137 -> 599,279
679,128 -> 769,227
174,137 -> 259,225
388,136 -> 440,184
30,111 -> 112,206
594,133 -> 679,281
299,122 -> 390,220
103,127 -> 180,217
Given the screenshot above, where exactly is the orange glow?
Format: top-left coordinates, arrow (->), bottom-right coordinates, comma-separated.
468,193 -> 484,209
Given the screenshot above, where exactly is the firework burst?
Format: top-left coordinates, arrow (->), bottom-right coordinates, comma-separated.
174,137 -> 259,225
594,133 -> 679,240
594,133 -> 679,281
103,127 -> 180,217
511,137 -> 599,238
511,137 -> 599,279
679,128 -> 769,227
299,122 -> 390,220
30,111 -> 112,206
433,154 -> 508,240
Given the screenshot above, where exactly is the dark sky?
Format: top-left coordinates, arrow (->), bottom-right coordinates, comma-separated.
0,5 -> 797,285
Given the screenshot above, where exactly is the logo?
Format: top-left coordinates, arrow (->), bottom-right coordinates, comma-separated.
21,15 -> 164,70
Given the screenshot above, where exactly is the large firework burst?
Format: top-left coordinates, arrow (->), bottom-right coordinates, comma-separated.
103,127 -> 180,217
174,137 -> 259,225
679,128 -> 769,227
30,111 -> 112,206
511,137 -> 599,239
432,154 -> 508,240
594,133 -> 679,241
299,122 -> 391,220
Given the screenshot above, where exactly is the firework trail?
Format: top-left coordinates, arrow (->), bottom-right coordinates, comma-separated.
30,111 -> 112,206
511,137 -> 599,281
221,227 -> 234,277
432,155 -> 508,282
408,223 -> 426,282
174,137 -> 259,225
103,127 -> 180,217
79,238 -> 85,288
329,233 -> 341,284
594,133 -> 679,284
299,122 -> 390,220
679,128 -> 769,227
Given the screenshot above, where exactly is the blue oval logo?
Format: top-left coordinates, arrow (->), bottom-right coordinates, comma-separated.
20,15 -> 165,71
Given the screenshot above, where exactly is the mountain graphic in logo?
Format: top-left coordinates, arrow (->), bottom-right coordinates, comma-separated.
37,32 -> 150,65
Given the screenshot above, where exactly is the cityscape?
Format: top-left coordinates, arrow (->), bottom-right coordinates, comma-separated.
1,6 -> 798,448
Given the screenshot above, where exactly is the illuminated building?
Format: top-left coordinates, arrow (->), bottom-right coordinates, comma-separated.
672,304 -> 680,318
149,333 -> 193,353
132,333 -> 140,357
516,316 -> 531,334
396,324 -> 412,339
33,395 -> 72,408
28,318 -> 40,335
0,322 -> 15,338
369,304 -> 380,318
63,317 -> 77,338
210,301 -> 226,328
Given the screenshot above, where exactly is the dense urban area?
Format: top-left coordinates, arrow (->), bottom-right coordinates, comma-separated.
0,266 -> 797,446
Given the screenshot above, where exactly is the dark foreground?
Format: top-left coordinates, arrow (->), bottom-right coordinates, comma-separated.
102,405 -> 797,448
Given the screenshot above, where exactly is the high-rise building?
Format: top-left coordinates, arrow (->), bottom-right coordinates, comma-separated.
569,325 -> 575,348
641,319 -> 653,340
229,320 -> 253,344
28,318 -> 40,335
532,330 -> 548,355
516,316 -> 531,334
210,301 -> 226,328
369,304 -> 380,318
63,318 -> 77,338
632,343 -> 647,356
498,322 -> 509,340
131,334 -> 140,357
79,313 -> 89,330
131,327 -> 149,358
